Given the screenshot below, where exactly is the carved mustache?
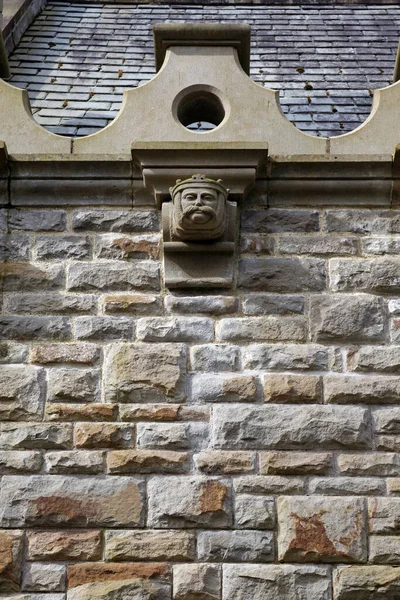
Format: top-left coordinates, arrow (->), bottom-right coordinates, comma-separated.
182,205 -> 216,217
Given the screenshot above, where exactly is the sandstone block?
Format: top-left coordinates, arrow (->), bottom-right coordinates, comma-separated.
190,345 -> 240,372
165,295 -> 237,315
27,530 -> 102,561
348,346 -> 400,373
0,476 -> 144,527
0,530 -> 24,592
279,234 -> 358,255
242,294 -> 305,316
369,536 -> 400,564
263,374 -> 321,403
198,530 -> 274,562
36,235 -> 90,260
103,294 -> 162,315
235,495 -> 275,530
243,343 -> 340,371
0,317 -> 70,341
260,452 -> 332,475
368,498 -> 400,534
213,404 -> 370,450
241,208 -> 319,233
191,374 -> 259,403
0,423 -> 72,450
333,565 -> 400,600
119,404 -> 209,423
173,564 -> 220,600
194,451 -> 255,475
74,424 -> 134,449
387,478 -> 400,494
222,564 -> 331,600
44,450 -> 105,474
324,375 -> 400,404
31,343 -> 99,365
309,477 -> 385,496
72,209 -> 159,232
2,263 -> 65,292
374,408 -> 400,434
74,316 -> 133,341
216,317 -> 305,342
277,496 -> 367,562
22,563 -> 66,592
9,209 -> 66,231
105,343 -> 187,402
147,477 -> 231,529
233,476 -> 306,495
338,453 -> 400,476
0,450 -> 42,474
137,423 -> 208,451
238,258 -> 326,292
0,366 -> 45,420
105,530 -> 195,562
376,436 -> 400,451
46,403 -> 117,423
107,450 -> 189,474
67,261 -> 160,292
7,293 -> 97,315
137,317 -> 213,343
48,368 -> 100,403
330,258 -> 400,293
310,294 -> 385,342
94,233 -> 160,260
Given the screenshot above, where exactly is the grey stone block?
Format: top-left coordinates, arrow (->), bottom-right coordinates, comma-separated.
72,209 -> 159,232
74,316 -> 133,341
0,317 -> 71,341
238,258 -> 326,292
137,317 -> 213,343
8,210 -> 66,231
35,235 -> 90,260
67,261 -> 160,292
198,530 -> 274,562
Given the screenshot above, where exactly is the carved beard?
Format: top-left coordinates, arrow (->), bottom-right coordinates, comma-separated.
182,204 -> 216,225
172,192 -> 226,241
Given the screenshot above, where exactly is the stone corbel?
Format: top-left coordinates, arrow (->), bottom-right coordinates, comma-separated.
132,146 -> 267,288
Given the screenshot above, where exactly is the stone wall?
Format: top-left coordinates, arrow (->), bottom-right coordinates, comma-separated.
1,186 -> 400,599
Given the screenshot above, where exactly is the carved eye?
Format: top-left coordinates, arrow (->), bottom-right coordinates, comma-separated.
203,195 -> 215,201
184,194 -> 196,201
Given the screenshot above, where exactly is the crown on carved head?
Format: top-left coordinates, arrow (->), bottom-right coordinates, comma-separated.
170,174 -> 228,197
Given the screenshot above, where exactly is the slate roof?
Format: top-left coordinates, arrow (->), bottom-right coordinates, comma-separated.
7,1 -> 400,138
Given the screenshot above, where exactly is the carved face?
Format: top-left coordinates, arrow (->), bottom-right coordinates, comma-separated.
180,186 -> 219,225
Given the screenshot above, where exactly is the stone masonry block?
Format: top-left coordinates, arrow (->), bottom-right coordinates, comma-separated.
74,316 -> 133,341
241,208 -> 319,233
190,345 -> 240,372
330,258 -> 400,294
324,375 -> 400,404
333,565 -> 400,600
242,294 -> 305,316
36,235 -> 90,260
27,530 -> 102,561
0,423 -> 72,450
216,317 -> 305,342
174,564 -> 221,600
47,368 -> 100,403
235,495 -> 275,530
0,530 -> 24,592
2,263 -> 65,292
31,343 -> 100,365
263,374 -> 322,403
137,317 -> 213,343
238,258 -> 326,292
348,346 -> 400,373
198,530 -> 274,563
0,317 -> 71,341
277,496 -> 367,562
22,562 -> 66,592
67,261 -> 160,292
191,374 -> 259,403
243,343 -> 340,371
0,365 -> 45,420
7,293 -> 97,315
165,295 -> 237,315
72,209 -> 159,232
8,209 -> 66,231
105,530 -> 195,562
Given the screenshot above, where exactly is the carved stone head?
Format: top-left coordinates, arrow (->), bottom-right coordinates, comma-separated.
169,174 -> 229,241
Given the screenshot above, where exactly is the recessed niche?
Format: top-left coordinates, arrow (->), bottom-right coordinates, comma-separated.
174,87 -> 227,133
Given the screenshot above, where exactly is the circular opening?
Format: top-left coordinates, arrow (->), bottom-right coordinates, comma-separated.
177,90 -> 225,132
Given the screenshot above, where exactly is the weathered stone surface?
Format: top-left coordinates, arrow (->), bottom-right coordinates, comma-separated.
198,530 -> 274,562
44,450 -> 105,474
9,210 -> 66,232
277,496 -> 367,562
243,343 -> 340,371
326,209 -> 400,234
0,341 -> 28,364
238,258 -> 326,292
105,530 -> 195,562
137,317 -> 213,343
31,343 -> 99,365
242,294 -> 305,316
362,237 -> 400,255
260,452 -> 332,475
27,530 -> 102,561
392,319 -> 400,343
147,477 -> 231,529
234,476 -> 306,495
0,450 -> 42,474
2,263 -> 65,292
213,404 -> 371,450
279,234 -> 358,255
0,366 -> 45,420
48,368 -> 100,403
36,235 -> 90,260
216,317 -> 305,342
103,294 -> 162,315
324,375 -> 400,404
72,209 -> 159,232
137,423 -> 208,451
105,343 -> 187,402
0,234 -> 30,260
165,295 -> 237,315
0,423 -> 72,450
74,316 -> 133,341
194,452 -> 255,475
330,258 -> 400,293
263,374 -> 322,403
108,450 -> 189,474
190,345 -> 240,372
191,374 -> 259,403
376,436 -> 400,452
309,477 -> 385,496
0,476 -> 144,527
374,408 -> 400,434
240,234 -> 274,254
67,261 -> 160,292
387,479 -> 400,494
0,317 -> 70,341
119,404 -> 209,423
338,453 -> 400,476
7,293 -> 97,315
368,498 -> 400,534
0,530 -> 24,591
22,563 -> 66,592
173,564 -> 220,600
67,563 -> 170,590
223,564 -> 331,600
235,495 -> 275,530
241,208 -> 319,233
46,403 -> 117,423
94,233 -> 160,260
74,424 -> 134,449
369,537 -> 400,564
333,565 -> 400,600
348,346 -> 400,373
310,294 -> 386,342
